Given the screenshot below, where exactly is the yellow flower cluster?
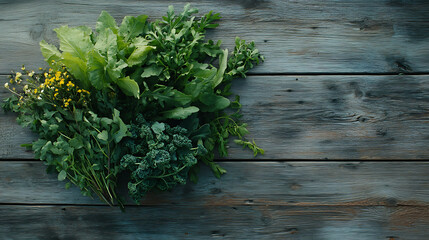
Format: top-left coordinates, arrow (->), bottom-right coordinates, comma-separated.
63,98 -> 72,107
39,70 -> 90,108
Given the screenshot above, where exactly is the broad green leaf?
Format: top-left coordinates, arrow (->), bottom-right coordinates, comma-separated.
112,109 -> 128,143
61,52 -> 90,88
148,86 -> 192,107
127,37 -> 155,66
211,49 -> 228,88
199,92 -> 230,112
100,118 -> 113,128
184,78 -> 208,99
171,89 -> 192,106
193,63 -> 216,79
58,170 -> 67,181
54,25 -> 93,60
117,76 -> 140,98
162,106 -> 199,119
94,28 -> 118,58
107,59 -> 127,82
151,122 -> 165,135
97,130 -> 109,141
96,11 -> 118,34
119,14 -> 148,42
141,64 -> 163,78
40,40 -> 61,67
87,50 -> 109,89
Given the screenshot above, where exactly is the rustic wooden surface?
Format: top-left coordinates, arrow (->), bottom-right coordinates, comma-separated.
1,0 -> 429,239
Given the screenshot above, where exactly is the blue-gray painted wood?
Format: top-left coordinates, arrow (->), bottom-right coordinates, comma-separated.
3,75 -> 429,159
1,0 -> 429,239
0,0 -> 429,73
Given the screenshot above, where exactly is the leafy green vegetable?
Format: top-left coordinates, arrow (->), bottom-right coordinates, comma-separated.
2,4 -> 264,208
120,115 -> 201,202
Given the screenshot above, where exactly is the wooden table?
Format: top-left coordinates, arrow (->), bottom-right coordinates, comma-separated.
1,1 -> 429,239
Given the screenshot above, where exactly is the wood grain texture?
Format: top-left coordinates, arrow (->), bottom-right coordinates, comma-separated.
2,161 -> 429,239
1,0 -> 429,73
3,75 -> 429,160
2,161 -> 429,206
0,205 -> 428,239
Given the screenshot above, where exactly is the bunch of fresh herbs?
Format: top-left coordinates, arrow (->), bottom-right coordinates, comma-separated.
2,4 -> 263,208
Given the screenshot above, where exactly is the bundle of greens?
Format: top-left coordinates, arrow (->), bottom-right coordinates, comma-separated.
2,4 -> 263,208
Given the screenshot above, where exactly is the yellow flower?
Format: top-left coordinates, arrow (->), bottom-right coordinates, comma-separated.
55,88 -> 58,92
54,92 -> 58,98
21,66 -> 25,71
28,71 -> 35,77
15,72 -> 22,80
66,81 -> 75,88
34,89 -> 38,94
44,73 -> 48,78
4,83 -> 9,89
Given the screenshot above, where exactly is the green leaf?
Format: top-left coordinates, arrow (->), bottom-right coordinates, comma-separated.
117,76 -> 140,98
40,40 -> 62,67
54,25 -> 93,60
119,14 -> 148,42
162,106 -> 199,120
96,11 -> 118,34
87,50 -> 109,89
58,170 -> 67,181
97,130 -> 109,141
151,122 -> 165,135
190,124 -> 211,142
171,89 -> 193,106
211,49 -> 228,88
199,93 -> 230,112
127,37 -> 155,66
69,137 -> 84,149
208,161 -> 226,178
61,52 -> 90,88
107,59 -> 127,82
94,28 -> 118,58
112,109 -> 128,143
141,64 -> 163,78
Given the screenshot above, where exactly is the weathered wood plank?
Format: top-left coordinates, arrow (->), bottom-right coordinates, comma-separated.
2,75 -> 429,160
1,0 -> 429,73
0,205 -> 428,239
2,161 -> 429,206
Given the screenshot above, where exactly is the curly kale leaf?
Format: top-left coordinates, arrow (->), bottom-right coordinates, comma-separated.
120,115 -> 202,202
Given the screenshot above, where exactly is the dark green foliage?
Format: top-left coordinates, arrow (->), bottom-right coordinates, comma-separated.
120,115 -> 201,202
2,4 -> 263,207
